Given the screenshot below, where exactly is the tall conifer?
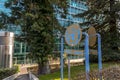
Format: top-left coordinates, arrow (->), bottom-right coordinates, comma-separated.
5,0 -> 67,74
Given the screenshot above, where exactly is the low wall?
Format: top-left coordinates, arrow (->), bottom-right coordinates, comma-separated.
2,73 -> 20,80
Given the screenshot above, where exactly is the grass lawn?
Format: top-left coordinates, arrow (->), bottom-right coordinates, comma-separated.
39,63 -> 119,80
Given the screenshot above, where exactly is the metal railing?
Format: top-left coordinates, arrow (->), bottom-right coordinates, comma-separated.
29,72 -> 39,80
2,73 -> 20,80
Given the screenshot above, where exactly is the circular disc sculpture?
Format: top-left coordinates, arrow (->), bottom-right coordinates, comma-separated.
88,27 -> 97,47
65,24 -> 82,46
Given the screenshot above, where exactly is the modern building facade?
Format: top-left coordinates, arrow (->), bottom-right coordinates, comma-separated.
54,0 -> 87,59
55,0 -> 87,28
0,0 -> 87,64
0,0 -> 29,64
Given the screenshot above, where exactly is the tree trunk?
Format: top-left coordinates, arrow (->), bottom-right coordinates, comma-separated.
38,61 -> 50,75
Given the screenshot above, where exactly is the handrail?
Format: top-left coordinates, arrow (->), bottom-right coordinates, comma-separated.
2,73 -> 20,80
29,72 -> 39,80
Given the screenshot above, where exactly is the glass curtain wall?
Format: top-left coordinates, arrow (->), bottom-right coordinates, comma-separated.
0,0 -> 31,64
54,0 -> 88,59
0,0 -> 88,64
54,0 -> 87,28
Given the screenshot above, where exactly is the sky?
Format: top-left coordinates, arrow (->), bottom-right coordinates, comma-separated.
0,0 -> 11,14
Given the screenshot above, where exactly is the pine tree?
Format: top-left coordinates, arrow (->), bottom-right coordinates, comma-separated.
0,12 -> 9,29
5,0 -> 67,74
75,0 -> 120,62
77,0 -> 120,51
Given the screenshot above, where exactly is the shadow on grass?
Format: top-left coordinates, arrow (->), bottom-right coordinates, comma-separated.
39,65 -> 85,80
39,63 -> 116,80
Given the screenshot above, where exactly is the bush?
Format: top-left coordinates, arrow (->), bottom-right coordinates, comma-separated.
13,64 -> 20,72
102,52 -> 120,62
89,54 -> 98,63
102,49 -> 120,62
89,49 -> 120,63
0,66 -> 18,79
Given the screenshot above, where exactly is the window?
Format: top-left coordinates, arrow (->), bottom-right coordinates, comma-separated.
72,2 -> 77,7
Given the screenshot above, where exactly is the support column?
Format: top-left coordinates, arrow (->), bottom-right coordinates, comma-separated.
60,37 -> 64,80
83,32 -> 90,80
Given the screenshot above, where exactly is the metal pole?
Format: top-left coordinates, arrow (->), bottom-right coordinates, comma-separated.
68,56 -> 71,80
24,43 -> 27,64
61,37 -> 64,80
83,32 -> 90,80
97,34 -> 102,80
20,42 -> 22,54
97,34 -> 102,70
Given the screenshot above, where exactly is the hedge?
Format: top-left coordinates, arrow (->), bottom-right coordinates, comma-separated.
0,65 -> 19,79
90,49 -> 120,63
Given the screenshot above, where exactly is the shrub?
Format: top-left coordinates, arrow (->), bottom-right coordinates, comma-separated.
102,49 -> 120,62
89,54 -> 98,63
89,49 -> 120,63
13,64 -> 20,72
0,66 -> 18,79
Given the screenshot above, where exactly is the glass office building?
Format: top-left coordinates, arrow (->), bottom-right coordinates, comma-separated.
54,0 -> 87,59
0,0 -> 87,64
0,0 -> 29,64
55,0 -> 87,28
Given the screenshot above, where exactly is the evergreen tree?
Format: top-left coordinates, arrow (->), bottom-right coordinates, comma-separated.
0,12 -> 9,29
77,0 -> 120,51
76,0 -> 120,62
5,0 -> 67,74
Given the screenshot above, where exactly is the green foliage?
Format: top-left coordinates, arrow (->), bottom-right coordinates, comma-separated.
102,49 -> 120,62
5,0 -> 67,74
39,63 -> 114,80
89,49 -> 120,63
13,64 -> 20,72
40,65 -> 85,80
89,54 -> 98,63
0,12 -> 9,29
0,67 -> 18,79
76,0 -> 120,50
78,0 -> 120,62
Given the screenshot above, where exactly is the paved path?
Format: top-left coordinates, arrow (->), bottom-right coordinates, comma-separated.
14,64 -> 38,80
14,74 -> 30,80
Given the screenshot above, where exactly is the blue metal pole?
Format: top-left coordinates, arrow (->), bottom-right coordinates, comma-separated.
97,34 -> 102,71
60,37 -> 64,80
97,34 -> 102,80
83,32 -> 90,80
68,57 -> 71,80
